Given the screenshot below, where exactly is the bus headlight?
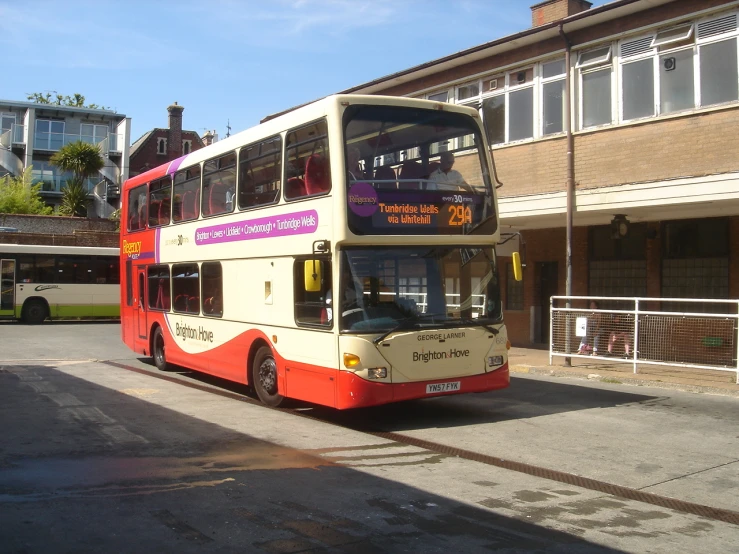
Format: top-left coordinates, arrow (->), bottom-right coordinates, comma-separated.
343,353 -> 361,368
487,355 -> 504,367
368,367 -> 387,379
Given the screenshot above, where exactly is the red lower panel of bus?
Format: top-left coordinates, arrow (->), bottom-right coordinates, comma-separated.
334,365 -> 510,410
137,320 -> 509,409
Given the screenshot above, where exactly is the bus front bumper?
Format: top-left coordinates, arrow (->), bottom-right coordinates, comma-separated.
335,364 -> 509,409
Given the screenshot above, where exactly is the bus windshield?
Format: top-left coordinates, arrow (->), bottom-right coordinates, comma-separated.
338,246 -> 502,334
343,104 -> 497,236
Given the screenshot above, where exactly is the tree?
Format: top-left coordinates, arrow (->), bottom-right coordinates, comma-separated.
26,92 -> 109,110
58,179 -> 89,217
50,140 -> 105,218
0,167 -> 53,215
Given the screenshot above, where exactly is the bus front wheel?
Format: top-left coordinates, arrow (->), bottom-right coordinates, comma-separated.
22,300 -> 48,325
253,346 -> 284,407
152,327 -> 169,371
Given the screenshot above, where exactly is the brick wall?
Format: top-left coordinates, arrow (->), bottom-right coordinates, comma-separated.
129,130 -> 203,176
531,0 -> 592,27
0,214 -> 117,234
0,231 -> 118,248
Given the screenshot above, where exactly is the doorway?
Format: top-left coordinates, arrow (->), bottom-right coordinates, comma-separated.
538,262 -> 558,345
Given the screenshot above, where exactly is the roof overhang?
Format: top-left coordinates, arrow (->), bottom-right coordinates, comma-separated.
341,0 -> 676,95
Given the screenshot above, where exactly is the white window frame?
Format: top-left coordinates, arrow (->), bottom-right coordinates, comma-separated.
695,11 -> 739,108
183,139 -> 192,155
651,23 -> 694,48
157,137 -> 167,155
618,34 -> 657,122
540,58 -> 567,137
577,42 -> 616,130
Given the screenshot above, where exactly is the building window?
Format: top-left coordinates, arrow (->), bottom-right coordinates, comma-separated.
157,137 -> 167,155
577,46 -> 614,128
576,13 -> 738,129
662,218 -> 729,311
506,263 -> 524,311
183,140 -> 192,155
80,124 -> 108,145
34,119 -> 65,150
427,90 -> 450,102
588,224 -> 648,304
541,59 -> 566,135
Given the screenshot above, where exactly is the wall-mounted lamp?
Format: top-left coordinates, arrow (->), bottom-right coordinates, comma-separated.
611,214 -> 630,239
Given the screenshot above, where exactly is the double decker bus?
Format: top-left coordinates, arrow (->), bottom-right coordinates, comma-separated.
119,95 -> 521,409
0,244 -> 120,324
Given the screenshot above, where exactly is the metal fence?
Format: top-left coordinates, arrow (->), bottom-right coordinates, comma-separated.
550,296 -> 739,384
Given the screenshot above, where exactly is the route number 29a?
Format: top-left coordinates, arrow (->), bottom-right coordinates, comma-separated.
448,205 -> 472,226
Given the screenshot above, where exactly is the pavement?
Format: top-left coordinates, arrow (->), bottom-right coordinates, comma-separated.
508,346 -> 739,397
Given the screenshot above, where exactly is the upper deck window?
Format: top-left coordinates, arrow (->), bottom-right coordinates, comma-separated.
202,152 -> 236,217
284,119 -> 331,200
343,104 -> 496,236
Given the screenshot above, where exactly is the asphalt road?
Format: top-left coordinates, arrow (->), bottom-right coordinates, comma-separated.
0,322 -> 737,553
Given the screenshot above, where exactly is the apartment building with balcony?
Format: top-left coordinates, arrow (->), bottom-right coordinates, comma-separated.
0,100 -> 130,218
337,0 -> 739,347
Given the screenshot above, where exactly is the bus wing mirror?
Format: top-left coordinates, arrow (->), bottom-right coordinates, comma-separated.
511,252 -> 523,282
304,260 -> 323,292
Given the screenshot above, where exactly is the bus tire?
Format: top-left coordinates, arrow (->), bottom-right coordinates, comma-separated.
22,299 -> 48,325
253,345 -> 284,407
152,327 -> 169,371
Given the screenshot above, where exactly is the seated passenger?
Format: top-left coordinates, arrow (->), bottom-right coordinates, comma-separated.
427,152 -> 466,191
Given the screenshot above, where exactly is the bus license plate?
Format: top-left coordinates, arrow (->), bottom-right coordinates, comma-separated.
426,381 -> 461,394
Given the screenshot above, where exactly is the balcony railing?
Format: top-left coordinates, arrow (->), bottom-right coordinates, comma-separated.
0,124 -> 26,148
32,172 -> 98,194
33,131 -> 122,154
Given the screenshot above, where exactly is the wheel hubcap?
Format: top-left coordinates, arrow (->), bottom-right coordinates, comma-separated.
259,358 -> 277,395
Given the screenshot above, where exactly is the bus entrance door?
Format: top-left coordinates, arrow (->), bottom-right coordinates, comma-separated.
0,259 -> 16,319
136,268 -> 148,342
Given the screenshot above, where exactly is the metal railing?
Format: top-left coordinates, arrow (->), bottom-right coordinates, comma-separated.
33,131 -> 121,154
550,296 -> 739,384
0,124 -> 25,148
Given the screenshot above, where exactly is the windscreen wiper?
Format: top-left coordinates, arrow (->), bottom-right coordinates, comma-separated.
372,313 -> 446,344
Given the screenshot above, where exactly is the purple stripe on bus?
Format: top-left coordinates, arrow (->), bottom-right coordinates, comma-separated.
194,210 -> 319,246
139,251 -> 155,259
166,155 -> 188,175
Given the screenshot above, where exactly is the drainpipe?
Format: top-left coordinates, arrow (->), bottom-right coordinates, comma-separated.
560,23 -> 575,366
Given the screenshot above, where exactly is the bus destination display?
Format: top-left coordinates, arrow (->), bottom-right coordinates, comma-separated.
347,182 -> 485,235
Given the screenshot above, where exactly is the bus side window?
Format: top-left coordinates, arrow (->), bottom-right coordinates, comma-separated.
239,136 -> 282,209
294,259 -> 331,327
201,262 -> 223,317
284,119 -> 331,200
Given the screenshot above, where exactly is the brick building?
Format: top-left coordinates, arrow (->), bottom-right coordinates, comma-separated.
338,0 -> 739,346
129,103 -> 207,177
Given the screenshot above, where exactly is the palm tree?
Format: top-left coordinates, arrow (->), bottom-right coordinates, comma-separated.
50,140 -> 105,218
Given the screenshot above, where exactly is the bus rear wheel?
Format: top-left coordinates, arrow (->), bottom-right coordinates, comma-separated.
22,300 -> 48,325
253,346 -> 284,407
152,327 -> 169,371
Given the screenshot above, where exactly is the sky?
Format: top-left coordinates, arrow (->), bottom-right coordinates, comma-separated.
1,0 -> 609,144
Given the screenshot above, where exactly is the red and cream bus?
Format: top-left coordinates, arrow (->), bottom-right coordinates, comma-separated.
119,94 -> 521,409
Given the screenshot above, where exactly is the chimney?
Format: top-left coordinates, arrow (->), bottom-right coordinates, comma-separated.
167,101 -> 184,158
531,0 -> 592,27
202,130 -> 214,147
